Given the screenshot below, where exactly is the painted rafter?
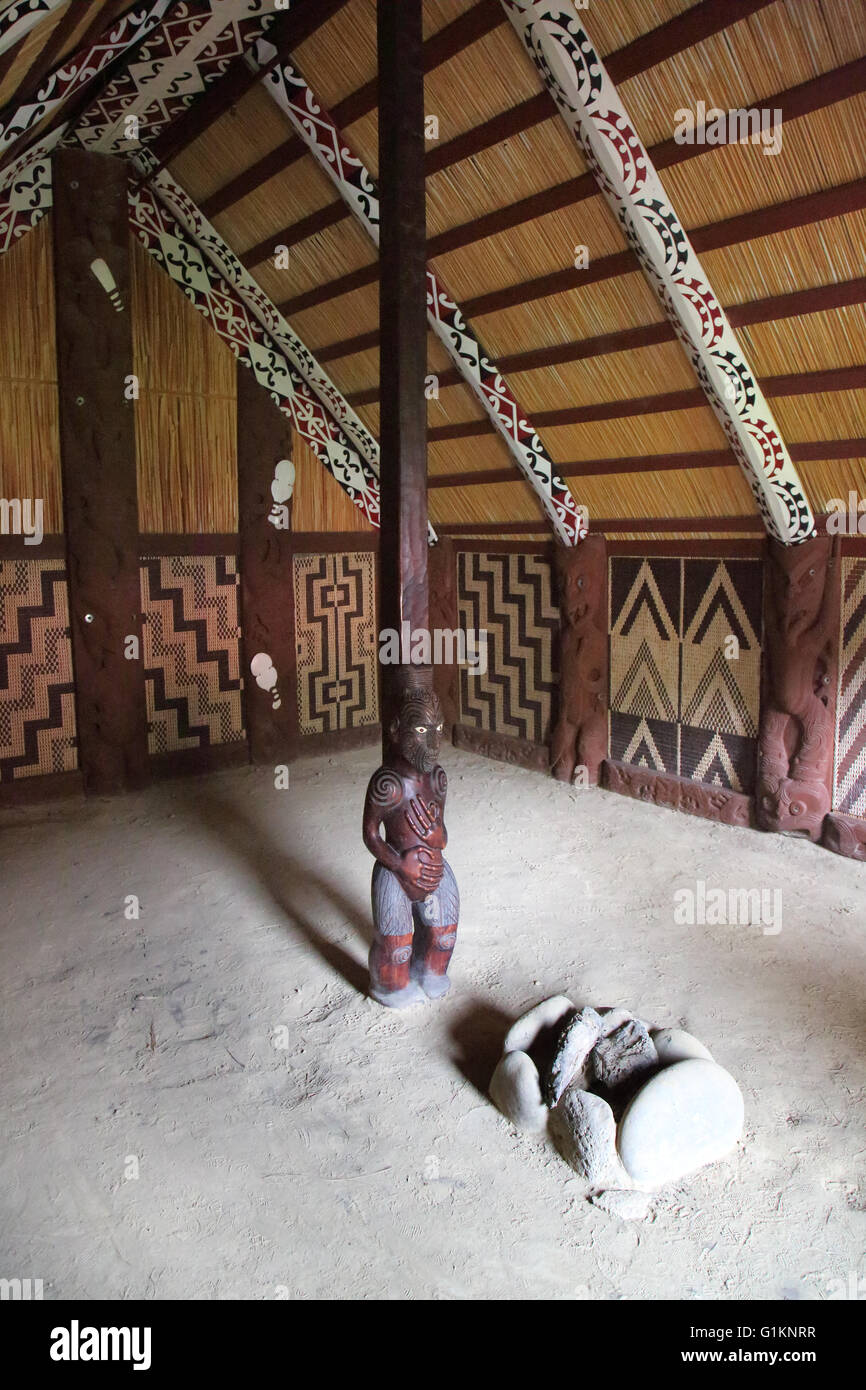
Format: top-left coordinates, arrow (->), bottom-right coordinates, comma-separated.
0,0 -> 173,161
251,39 -> 587,548
128,178 -> 382,531
501,0 -> 815,545
0,0 -> 66,59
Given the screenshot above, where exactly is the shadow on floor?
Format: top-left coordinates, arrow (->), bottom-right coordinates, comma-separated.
175,780 -> 371,997
448,997 -> 514,1096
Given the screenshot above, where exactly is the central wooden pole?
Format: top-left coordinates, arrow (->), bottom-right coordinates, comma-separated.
377,0 -> 430,740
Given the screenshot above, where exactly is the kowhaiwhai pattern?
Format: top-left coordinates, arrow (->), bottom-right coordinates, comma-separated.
502,0 -> 815,545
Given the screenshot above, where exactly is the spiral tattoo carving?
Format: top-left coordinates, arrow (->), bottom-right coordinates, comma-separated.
369,767 -> 403,809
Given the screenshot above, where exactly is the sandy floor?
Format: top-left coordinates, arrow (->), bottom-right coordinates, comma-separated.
1,744 -> 864,1301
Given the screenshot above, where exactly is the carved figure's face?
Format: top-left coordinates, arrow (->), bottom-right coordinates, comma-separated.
770,546 -> 826,640
391,691 -> 443,773
557,540 -> 603,626
758,775 -> 829,839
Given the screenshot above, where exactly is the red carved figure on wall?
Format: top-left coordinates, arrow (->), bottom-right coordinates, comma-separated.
551,538 -> 609,784
756,536 -> 839,841
363,687 -> 459,1008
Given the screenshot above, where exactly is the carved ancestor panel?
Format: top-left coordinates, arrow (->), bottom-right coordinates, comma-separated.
609,557 -> 763,793
834,558 -> 866,818
457,551 -> 558,745
604,761 -> 753,828
293,551 -> 379,736
0,560 -> 77,780
756,536 -> 839,840
140,555 -> 245,755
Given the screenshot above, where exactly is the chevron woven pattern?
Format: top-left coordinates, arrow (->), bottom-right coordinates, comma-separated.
609,557 -> 763,791
457,551 -> 558,744
0,559 -> 77,780
140,554 -> 245,754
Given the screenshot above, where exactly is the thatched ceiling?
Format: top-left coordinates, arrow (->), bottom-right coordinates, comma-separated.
1,0 -> 864,541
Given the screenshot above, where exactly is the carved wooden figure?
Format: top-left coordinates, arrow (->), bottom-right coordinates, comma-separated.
363,687 -> 459,1008
551,538 -> 608,785
756,535 -> 840,840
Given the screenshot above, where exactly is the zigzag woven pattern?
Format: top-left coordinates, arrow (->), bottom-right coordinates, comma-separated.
140,554 -> 245,753
457,551 -> 558,744
834,558 -> 866,816
293,551 -> 378,737
0,559 -> 77,780
609,557 -> 763,790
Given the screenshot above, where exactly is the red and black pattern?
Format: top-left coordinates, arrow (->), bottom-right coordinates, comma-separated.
0,559 -> 77,781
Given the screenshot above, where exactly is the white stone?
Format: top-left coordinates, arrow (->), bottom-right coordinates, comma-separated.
551,1085 -> 617,1183
618,1058 -> 744,1187
503,994 -> 574,1055
590,1189 -> 652,1221
652,1027 -> 713,1065
489,1050 -> 548,1132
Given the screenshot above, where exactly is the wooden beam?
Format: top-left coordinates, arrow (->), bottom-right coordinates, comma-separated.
236,361 -> 296,764
342,277 -> 866,401
201,0 -> 503,220
428,438 -> 866,489
424,365 -> 866,442
52,148 -> 149,795
436,517 -> 770,537
377,0 -> 429,682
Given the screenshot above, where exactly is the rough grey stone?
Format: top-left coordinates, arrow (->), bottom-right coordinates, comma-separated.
503,995 -> 574,1056
591,1017 -> 658,1093
651,1027 -> 713,1065
551,1085 -> 617,1183
489,1050 -> 548,1132
589,1189 -> 652,1221
618,1058 -> 745,1187
544,1006 -> 603,1107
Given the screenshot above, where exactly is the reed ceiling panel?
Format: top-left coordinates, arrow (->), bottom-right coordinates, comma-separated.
797,458 -> 866,511
168,82 -> 296,205
131,239 -> 237,534
429,478 -> 544,527
466,271 -> 663,358
572,465 -> 757,523
291,430 -> 375,533
738,304 -> 866,376
541,406 -> 729,463
772,389 -> 866,443
288,283 -> 381,355
428,432 -> 517,477
699,211 -> 866,305
0,217 -> 61,531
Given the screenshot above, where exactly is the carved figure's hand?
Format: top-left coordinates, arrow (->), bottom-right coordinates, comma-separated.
399,846 -> 443,899
405,796 -> 441,840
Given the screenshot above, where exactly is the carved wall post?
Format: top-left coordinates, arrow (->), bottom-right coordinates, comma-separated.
756,534 -> 840,840
551,536 -> 609,785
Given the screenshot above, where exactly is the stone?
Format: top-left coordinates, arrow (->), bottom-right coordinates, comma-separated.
590,1189 -> 651,1221
544,1006 -> 603,1107
551,1085 -> 617,1183
591,1017 -> 658,1094
652,1027 -> 713,1066
489,1050 -> 548,1132
617,1058 -> 745,1187
596,1006 -> 634,1037
503,995 -> 574,1056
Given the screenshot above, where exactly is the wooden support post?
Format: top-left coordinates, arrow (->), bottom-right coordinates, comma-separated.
53,149 -> 149,795
236,363 -> 296,764
551,536 -> 609,785
377,0 -> 430,737
756,535 -> 840,841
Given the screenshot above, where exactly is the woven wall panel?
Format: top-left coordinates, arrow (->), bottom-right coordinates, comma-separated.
457,551 -> 558,745
0,559 -> 77,780
834,558 -> 866,816
293,551 -> 379,736
140,554 -> 245,754
609,557 -> 763,792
